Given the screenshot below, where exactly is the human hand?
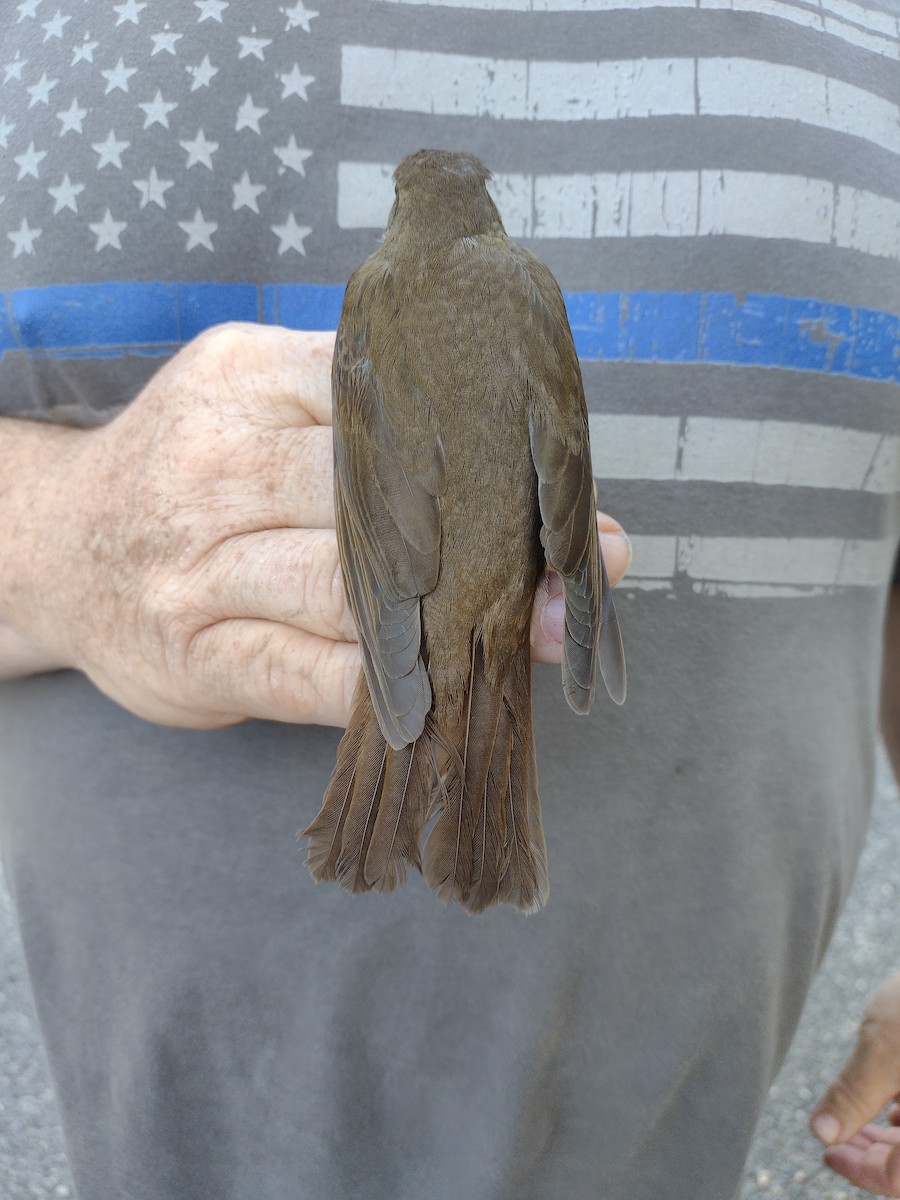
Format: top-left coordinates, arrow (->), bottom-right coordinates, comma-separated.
811,973 -> 900,1195
531,511 -> 631,661
7,324 -> 360,727
4,321 -> 630,728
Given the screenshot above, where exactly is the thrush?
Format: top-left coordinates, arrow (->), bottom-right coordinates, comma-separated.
302,148 -> 625,914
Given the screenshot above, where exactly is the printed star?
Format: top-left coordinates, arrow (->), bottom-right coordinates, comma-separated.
0,116 -> 14,149
274,135 -> 311,175
16,0 -> 42,20
8,217 -> 41,257
133,166 -> 173,209
279,64 -> 314,101
138,90 -> 177,129
113,0 -> 146,25
235,94 -> 267,134
89,209 -> 126,251
48,173 -> 85,214
194,0 -> 228,22
271,213 -> 310,255
232,170 -> 265,213
150,27 -> 182,55
178,208 -> 217,251
91,129 -> 130,169
56,97 -> 87,135
41,9 -> 71,40
4,52 -> 27,83
180,128 -> 218,169
186,54 -> 217,90
72,36 -> 98,65
26,72 -> 59,108
101,58 -> 138,94
283,2 -> 317,32
238,33 -> 271,62
14,140 -> 46,180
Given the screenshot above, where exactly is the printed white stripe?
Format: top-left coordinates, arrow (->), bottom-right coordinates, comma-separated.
337,162 -> 395,230
372,0 -> 900,59
700,0 -> 825,31
336,161 -> 900,264
628,535 -> 679,583
341,49 -> 900,155
680,536 -> 886,585
625,534 -> 896,595
698,59 -> 899,156
865,437 -> 900,493
824,0 -> 899,36
591,415 -> 682,481
522,57 -> 696,120
588,415 -> 900,493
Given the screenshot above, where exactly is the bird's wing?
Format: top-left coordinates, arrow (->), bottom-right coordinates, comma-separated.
512,244 -> 627,709
332,296 -> 444,750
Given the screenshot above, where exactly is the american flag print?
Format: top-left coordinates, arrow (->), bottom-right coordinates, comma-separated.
1,0 -> 320,271
2,0 -> 900,600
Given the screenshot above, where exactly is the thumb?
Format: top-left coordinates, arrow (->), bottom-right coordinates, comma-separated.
531,518 -> 631,663
811,975 -> 900,1145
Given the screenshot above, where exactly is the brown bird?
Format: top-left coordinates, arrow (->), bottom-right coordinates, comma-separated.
302,149 -> 626,914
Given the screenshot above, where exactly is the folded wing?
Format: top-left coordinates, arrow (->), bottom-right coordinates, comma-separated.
332,318 -> 445,749
513,245 -> 627,709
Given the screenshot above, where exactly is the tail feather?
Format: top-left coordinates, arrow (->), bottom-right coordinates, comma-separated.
495,654 -> 548,914
421,637 -> 504,907
302,678 -> 367,881
363,738 -> 431,892
303,641 -> 549,915
334,716 -> 388,893
464,699 -> 511,914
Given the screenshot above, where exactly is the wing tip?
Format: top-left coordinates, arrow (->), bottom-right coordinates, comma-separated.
603,670 -> 627,707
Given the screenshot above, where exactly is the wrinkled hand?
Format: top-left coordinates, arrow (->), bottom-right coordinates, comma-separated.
21,324 -> 354,727
14,322 -> 631,730
811,973 -> 900,1196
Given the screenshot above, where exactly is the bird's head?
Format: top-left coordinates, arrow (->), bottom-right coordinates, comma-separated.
385,149 -> 504,246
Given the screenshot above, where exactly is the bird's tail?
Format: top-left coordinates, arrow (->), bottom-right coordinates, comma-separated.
302,638 -> 548,915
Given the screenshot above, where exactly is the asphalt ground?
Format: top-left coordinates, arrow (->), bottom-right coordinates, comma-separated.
2,753 -> 899,1200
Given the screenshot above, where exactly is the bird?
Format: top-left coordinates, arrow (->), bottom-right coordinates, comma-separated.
302,148 -> 626,915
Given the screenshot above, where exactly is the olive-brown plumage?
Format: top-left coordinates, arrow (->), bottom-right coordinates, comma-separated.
302,149 -> 625,914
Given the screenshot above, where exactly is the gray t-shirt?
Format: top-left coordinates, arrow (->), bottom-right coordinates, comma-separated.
2,2 -> 899,1198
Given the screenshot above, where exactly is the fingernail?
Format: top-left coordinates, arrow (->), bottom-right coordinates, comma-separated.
540,574 -> 565,644
812,1113 -> 841,1144
600,530 -> 633,582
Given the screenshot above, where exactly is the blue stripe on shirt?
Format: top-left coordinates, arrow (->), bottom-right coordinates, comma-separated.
1,281 -> 897,382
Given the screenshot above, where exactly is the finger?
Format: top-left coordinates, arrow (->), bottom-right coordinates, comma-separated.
812,1047 -> 900,1145
812,977 -> 900,1145
845,1128 -> 886,1150
531,569 -> 566,664
184,324 -> 335,428
253,424 -> 334,530
531,516 -> 631,664
188,528 -> 356,642
184,618 -> 360,727
858,1126 -> 900,1146
266,326 -> 334,426
600,528 -> 632,588
823,1137 -> 900,1196
171,423 -> 334,540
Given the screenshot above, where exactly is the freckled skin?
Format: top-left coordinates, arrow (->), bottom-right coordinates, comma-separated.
302,149 -> 625,914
